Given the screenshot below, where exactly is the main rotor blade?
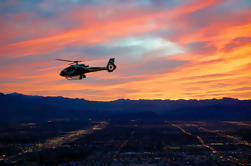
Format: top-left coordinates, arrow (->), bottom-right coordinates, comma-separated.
56,59 -> 84,63
56,59 -> 74,62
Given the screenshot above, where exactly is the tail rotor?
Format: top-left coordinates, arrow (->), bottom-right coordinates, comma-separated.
107,58 -> 116,72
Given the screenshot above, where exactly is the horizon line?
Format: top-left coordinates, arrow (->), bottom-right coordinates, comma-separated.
2,92 -> 251,102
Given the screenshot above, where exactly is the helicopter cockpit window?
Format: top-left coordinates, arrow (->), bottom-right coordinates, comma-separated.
66,67 -> 74,72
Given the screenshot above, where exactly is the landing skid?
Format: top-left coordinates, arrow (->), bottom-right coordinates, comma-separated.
80,75 -> 86,79
66,75 -> 86,80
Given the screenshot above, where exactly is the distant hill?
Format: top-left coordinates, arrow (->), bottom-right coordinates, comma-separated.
0,92 -> 250,123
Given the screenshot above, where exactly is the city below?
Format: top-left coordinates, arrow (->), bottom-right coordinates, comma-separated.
0,120 -> 250,166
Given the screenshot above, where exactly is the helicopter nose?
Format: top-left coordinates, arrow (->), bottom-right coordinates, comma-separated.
60,70 -> 65,76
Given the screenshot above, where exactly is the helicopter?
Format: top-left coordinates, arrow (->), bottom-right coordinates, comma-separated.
56,58 -> 116,80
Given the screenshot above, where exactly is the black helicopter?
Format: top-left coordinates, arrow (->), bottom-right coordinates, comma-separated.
56,58 -> 116,80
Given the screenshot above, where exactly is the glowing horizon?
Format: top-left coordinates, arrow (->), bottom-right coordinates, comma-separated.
0,0 -> 251,101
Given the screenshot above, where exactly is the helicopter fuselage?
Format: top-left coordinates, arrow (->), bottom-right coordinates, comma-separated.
60,64 -> 106,77
59,58 -> 116,80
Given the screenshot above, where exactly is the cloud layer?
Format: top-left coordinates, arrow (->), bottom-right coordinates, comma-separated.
0,0 -> 251,100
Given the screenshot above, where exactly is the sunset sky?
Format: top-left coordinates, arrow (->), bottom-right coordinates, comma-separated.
0,0 -> 251,100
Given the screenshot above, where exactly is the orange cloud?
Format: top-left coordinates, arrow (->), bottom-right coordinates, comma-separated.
0,0 -> 250,100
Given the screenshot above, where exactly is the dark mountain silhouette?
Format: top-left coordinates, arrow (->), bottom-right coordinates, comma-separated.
0,92 -> 250,123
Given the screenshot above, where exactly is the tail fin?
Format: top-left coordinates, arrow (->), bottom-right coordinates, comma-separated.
106,58 -> 116,72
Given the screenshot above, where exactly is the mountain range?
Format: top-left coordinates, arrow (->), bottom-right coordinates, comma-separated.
0,92 -> 250,123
